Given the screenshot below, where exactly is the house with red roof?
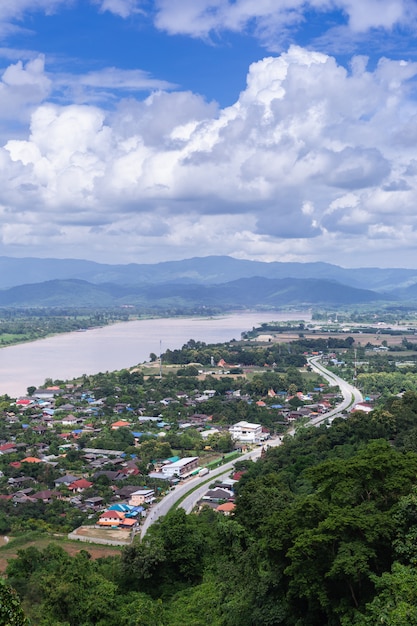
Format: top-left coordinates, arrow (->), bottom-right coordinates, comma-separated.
68,478 -> 93,492
0,443 -> 17,454
16,399 -> 33,407
98,510 -> 124,526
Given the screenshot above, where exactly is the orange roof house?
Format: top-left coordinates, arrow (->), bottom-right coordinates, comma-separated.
119,518 -> 136,528
21,457 -> 42,463
216,502 -> 236,515
111,420 -> 130,430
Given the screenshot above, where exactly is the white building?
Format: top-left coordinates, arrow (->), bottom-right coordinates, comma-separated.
201,428 -> 220,440
229,421 -> 262,444
129,489 -> 155,506
351,402 -> 373,414
161,457 -> 199,479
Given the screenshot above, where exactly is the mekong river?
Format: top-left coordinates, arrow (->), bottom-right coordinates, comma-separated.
0,311 -> 311,398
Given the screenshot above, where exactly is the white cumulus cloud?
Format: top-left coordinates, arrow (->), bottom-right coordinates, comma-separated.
0,55 -> 51,132
1,46 -> 417,265
153,0 -> 417,46
92,0 -> 144,19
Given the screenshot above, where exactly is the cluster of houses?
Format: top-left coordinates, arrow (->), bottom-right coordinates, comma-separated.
7,374 -> 343,440
0,361 -> 356,539
197,477 -> 238,516
97,489 -> 155,528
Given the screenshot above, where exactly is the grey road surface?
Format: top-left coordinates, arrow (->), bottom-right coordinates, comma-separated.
139,444 -> 268,538
308,356 -> 363,425
139,356 -> 363,538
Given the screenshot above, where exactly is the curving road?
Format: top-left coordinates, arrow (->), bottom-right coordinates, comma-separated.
307,355 -> 363,425
139,357 -> 363,537
139,444 -> 267,538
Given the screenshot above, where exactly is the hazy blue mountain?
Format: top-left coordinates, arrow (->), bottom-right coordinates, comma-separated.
0,257 -> 104,289
0,255 -> 416,292
0,279 -> 130,307
389,283 -> 417,300
0,276 -> 385,307
202,277 -> 385,306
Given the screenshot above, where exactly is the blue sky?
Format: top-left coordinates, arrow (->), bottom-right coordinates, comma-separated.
8,4 -> 266,107
1,1 -> 417,268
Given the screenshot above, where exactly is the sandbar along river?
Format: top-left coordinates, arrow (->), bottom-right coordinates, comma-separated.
0,311 -> 311,398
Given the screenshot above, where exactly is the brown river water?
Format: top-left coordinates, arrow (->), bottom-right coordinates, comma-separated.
0,311 -> 311,398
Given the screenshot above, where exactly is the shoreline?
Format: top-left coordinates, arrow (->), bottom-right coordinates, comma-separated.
0,308 -> 310,351
0,310 -> 312,398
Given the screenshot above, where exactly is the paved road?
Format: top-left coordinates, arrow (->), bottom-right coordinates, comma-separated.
140,357 -> 363,537
139,444 -> 271,538
307,356 -> 363,425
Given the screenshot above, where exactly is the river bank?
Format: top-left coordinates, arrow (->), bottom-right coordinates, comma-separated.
0,310 -> 311,398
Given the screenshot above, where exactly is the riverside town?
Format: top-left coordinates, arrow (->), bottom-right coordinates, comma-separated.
3,314 -> 417,624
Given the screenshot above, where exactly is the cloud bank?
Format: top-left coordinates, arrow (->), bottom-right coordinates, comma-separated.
153,0 -> 417,48
0,44 -> 417,266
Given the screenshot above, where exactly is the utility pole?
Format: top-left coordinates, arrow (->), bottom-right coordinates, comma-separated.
353,348 -> 357,382
159,340 -> 162,379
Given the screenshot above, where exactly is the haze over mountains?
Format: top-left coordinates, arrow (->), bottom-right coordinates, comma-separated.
0,255 -> 416,308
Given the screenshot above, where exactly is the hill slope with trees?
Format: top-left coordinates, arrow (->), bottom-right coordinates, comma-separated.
0,255 -> 417,292
5,390 -> 417,625
0,276 -> 384,307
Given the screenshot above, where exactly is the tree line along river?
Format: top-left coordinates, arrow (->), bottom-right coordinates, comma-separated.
0,312 -> 311,398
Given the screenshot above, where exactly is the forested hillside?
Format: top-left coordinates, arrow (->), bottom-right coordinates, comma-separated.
5,391 -> 417,625
0,276 -> 383,307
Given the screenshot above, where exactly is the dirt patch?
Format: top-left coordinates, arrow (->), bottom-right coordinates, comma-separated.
58,542 -> 121,559
259,331 -> 409,348
71,525 -> 131,543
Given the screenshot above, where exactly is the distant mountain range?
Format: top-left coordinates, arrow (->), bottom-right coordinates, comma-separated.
0,276 -> 384,308
0,255 -> 415,307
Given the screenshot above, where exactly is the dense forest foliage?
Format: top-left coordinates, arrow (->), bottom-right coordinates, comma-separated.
0,308 -> 131,346
5,391 -> 417,625
161,336 -> 356,367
